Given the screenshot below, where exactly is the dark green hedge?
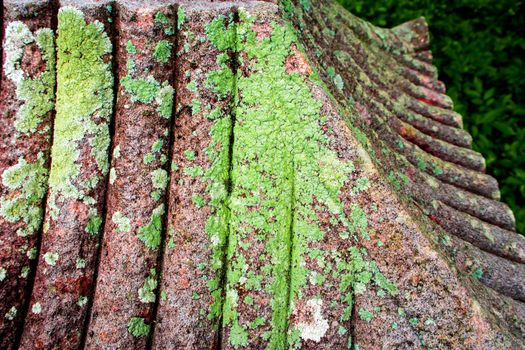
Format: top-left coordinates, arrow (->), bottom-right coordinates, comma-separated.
337,0 -> 525,234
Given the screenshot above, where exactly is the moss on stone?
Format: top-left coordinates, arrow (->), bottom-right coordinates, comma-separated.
199,10 -> 399,348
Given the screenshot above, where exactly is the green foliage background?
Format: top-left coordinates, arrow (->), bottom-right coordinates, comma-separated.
337,0 -> 525,234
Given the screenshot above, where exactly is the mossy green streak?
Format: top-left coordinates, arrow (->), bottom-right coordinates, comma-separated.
47,7 -> 113,225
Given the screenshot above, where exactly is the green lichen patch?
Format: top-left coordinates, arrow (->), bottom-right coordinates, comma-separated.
5,306 -> 17,321
3,21 -> 56,135
48,7 -> 113,214
0,155 -> 48,237
121,76 -> 160,104
200,10 -> 399,348
154,40 -> 172,63
31,302 -> 42,314
121,75 -> 174,119
138,268 -> 158,303
177,7 -> 186,30
112,211 -> 131,233
127,316 -> 150,337
358,307 -> 373,322
138,204 -> 164,250
43,251 -> 59,266
86,213 -> 103,235
0,268 -> 7,281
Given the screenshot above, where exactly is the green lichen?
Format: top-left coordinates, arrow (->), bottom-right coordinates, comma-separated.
5,306 -> 17,320
127,316 -> 150,337
138,268 -> 157,303
177,6 -> 186,30
0,154 -> 48,237
3,21 -> 56,134
151,168 -> 168,199
192,194 -> 206,208
126,40 -> 137,54
156,83 -> 174,119
184,165 -> 205,177
122,75 -> 174,119
0,268 -> 6,281
358,307 -> 373,322
31,302 -> 42,314
199,11 -> 399,348
122,76 -> 160,104
20,266 -> 30,278
155,11 -> 174,36
76,258 -> 86,269
143,153 -> 155,165
86,213 -> 102,235
77,296 -> 88,307
48,7 -> 113,219
138,204 -> 164,250
112,211 -> 131,233
154,40 -> 172,63
43,252 -> 59,266
184,149 -> 196,160
191,98 -> 202,115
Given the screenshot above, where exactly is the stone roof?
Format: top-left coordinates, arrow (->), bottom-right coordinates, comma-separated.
0,0 -> 523,348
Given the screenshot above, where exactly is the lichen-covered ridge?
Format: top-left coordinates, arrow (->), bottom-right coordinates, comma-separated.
1,0 -> 524,349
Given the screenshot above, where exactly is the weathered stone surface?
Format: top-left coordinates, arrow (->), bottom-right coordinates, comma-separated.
0,1 -> 55,348
0,0 -> 523,349
152,3 -> 236,348
86,2 -> 175,349
18,2 -> 115,349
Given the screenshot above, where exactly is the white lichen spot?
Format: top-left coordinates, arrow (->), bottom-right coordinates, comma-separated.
43,252 -> 59,266
32,302 -> 42,314
77,296 -> 88,307
0,267 -> 6,281
5,306 -> 17,320
76,258 -> 86,269
3,21 -> 33,85
109,167 -> 116,184
113,145 -> 121,159
295,299 -> 329,342
112,211 -> 131,233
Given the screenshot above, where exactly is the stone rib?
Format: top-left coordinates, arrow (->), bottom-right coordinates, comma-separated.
84,2 -> 176,349
448,235 -> 525,302
0,1 -> 56,348
19,3 -> 115,349
151,3 -> 237,348
395,108 -> 473,149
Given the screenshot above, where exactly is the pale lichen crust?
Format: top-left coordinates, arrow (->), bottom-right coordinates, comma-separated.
3,21 -> 56,135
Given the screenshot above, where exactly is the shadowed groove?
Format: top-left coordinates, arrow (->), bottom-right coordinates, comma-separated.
146,4 -> 180,349
283,158 -> 296,348
215,7 -> 239,349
